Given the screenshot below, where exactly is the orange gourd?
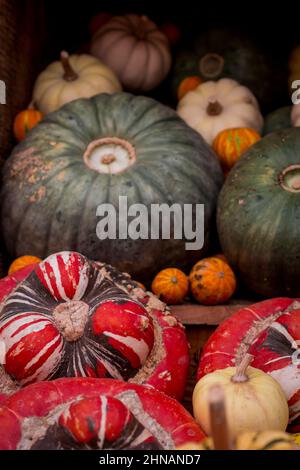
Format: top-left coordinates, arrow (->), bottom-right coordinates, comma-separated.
8,255 -> 42,275
13,108 -> 43,142
152,268 -> 189,305
189,257 -> 236,305
177,76 -> 203,101
212,127 -> 261,171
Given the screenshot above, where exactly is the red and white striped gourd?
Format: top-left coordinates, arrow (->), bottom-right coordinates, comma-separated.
0,378 -> 205,450
197,298 -> 300,432
0,251 -> 189,400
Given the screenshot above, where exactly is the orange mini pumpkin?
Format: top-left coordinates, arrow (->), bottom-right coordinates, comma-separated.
177,76 -> 203,101
189,257 -> 236,305
212,127 -> 261,171
152,268 -> 189,305
13,108 -> 43,142
8,255 -> 42,275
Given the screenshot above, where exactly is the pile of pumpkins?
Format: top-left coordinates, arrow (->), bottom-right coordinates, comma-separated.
0,252 -> 300,450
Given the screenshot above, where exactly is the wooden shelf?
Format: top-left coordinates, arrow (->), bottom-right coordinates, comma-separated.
170,299 -> 252,325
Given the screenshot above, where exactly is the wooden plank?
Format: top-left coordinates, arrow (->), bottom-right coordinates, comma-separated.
171,299 -> 253,325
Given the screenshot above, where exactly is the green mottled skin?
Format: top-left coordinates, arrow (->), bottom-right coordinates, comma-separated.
263,106 -> 292,136
217,128 -> 300,297
1,93 -> 223,280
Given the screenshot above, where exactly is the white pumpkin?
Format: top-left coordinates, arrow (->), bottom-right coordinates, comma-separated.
32,51 -> 122,114
90,14 -> 171,92
177,78 -> 264,144
291,103 -> 300,127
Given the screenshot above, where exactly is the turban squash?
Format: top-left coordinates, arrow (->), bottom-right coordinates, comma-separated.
0,251 -> 189,401
1,93 -> 222,281
197,298 -> 300,432
0,378 -> 205,450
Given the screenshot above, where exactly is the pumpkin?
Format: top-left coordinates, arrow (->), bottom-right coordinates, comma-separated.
0,377 -> 205,450
0,251 -> 189,401
32,51 -> 121,114
288,45 -> 300,91
217,128 -> 300,297
172,28 -> 282,109
189,256 -> 236,305
213,128 -> 261,171
13,108 -> 43,142
197,298 -> 300,432
8,255 -> 42,275
177,76 -> 203,101
1,93 -> 222,281
90,14 -> 171,92
152,268 -> 188,305
193,354 -> 289,438
263,106 -> 292,135
177,79 -> 263,145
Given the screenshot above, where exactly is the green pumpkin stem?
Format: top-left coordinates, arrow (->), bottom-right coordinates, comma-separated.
231,353 -> 254,383
60,51 -> 78,82
209,384 -> 233,450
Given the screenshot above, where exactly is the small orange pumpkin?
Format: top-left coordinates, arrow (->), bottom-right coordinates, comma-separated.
212,127 -> 261,171
189,257 -> 236,305
8,255 -> 42,275
13,108 -> 43,142
177,76 -> 203,101
152,268 -> 189,305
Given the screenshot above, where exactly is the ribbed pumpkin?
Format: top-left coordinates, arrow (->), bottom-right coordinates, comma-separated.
8,255 -> 42,275
152,268 -> 189,305
1,93 -> 222,281
197,298 -> 300,432
0,251 -> 189,401
218,128 -> 300,297
32,52 -> 122,114
13,109 -> 43,142
189,257 -> 236,305
172,28 -> 283,109
90,14 -> 171,91
213,128 -> 261,171
263,106 -> 292,135
0,378 -> 205,450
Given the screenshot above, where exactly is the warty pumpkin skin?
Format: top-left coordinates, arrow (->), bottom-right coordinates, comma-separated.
1,92 -> 223,281
217,128 -> 300,297
197,298 -> 300,432
0,378 -> 205,450
0,251 -> 190,401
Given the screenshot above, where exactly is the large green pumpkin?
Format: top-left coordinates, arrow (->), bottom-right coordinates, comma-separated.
263,106 -> 292,136
217,128 -> 300,297
173,29 -> 283,111
1,93 -> 222,280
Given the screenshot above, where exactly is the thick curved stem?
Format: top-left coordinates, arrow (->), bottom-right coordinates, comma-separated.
60,51 -> 78,82
209,385 -> 233,450
231,353 -> 253,383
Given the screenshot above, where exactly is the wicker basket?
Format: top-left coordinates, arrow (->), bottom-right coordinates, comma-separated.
0,0 -> 46,164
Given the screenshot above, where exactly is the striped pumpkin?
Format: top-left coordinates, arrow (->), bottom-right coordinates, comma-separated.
0,251 -> 189,400
212,127 -> 261,171
152,268 -> 189,305
189,256 -> 236,305
13,109 -> 43,142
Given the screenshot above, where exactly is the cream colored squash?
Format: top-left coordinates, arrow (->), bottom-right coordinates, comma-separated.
90,14 -> 171,92
192,354 -> 289,439
177,78 -> 263,144
32,51 -> 122,114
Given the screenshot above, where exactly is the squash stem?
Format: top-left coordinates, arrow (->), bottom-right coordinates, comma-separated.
206,100 -> 223,116
209,384 -> 233,450
199,53 -> 224,79
61,51 -> 78,82
231,353 -> 253,383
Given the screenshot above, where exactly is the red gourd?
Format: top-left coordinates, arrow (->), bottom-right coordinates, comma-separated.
0,251 -> 189,401
0,378 -> 205,450
197,298 -> 300,432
